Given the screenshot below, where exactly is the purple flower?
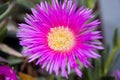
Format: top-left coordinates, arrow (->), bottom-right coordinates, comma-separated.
113,70 -> 120,80
0,65 -> 18,80
17,0 -> 103,78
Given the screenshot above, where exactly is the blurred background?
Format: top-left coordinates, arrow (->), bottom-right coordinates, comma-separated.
0,0 -> 120,80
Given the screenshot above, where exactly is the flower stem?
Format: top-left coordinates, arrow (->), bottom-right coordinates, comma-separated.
87,68 -> 94,80
104,46 -> 118,75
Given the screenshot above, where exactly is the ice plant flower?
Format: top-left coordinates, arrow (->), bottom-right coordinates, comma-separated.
0,65 -> 18,80
112,70 -> 120,80
17,0 -> 103,78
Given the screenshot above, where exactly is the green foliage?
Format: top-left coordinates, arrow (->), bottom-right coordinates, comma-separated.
87,0 -> 97,9
0,2 -> 16,22
16,0 -> 43,10
82,28 -> 120,80
79,0 -> 97,9
0,56 -> 8,63
0,2 -> 9,15
113,28 -> 118,47
16,0 -> 36,9
0,19 -> 8,42
8,57 -> 23,65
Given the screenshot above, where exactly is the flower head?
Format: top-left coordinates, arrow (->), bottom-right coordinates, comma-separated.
17,0 -> 103,78
0,65 -> 18,80
113,70 -> 120,80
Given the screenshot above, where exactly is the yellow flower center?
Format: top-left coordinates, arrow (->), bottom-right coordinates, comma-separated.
47,26 -> 75,51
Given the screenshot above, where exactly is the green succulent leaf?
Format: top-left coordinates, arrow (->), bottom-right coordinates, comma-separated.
8,57 -> 23,65
16,0 -> 44,9
0,28 -> 7,42
87,0 -> 97,9
0,19 -> 8,42
87,67 -> 95,80
104,45 -> 119,75
113,28 -> 118,47
95,59 -> 102,80
0,2 -> 16,22
0,56 -> 8,63
119,38 -> 120,48
17,0 -> 35,9
0,2 -> 9,15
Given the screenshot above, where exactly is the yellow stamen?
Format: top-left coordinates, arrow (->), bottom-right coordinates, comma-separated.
47,26 -> 75,51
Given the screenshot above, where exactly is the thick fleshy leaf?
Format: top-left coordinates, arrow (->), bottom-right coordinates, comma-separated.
113,28 -> 118,47
119,38 -> 120,48
87,0 -> 97,9
0,2 -> 15,22
0,3 -> 9,15
17,0 -> 43,9
0,19 -> 8,42
94,59 -> 102,80
87,67 -> 95,80
79,0 -> 97,9
0,43 -> 23,57
101,44 -> 109,73
104,44 -> 119,75
0,56 -> 8,63
80,0 -> 87,6
8,57 -> 23,65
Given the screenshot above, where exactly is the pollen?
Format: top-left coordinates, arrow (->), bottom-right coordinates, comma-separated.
47,26 -> 75,51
